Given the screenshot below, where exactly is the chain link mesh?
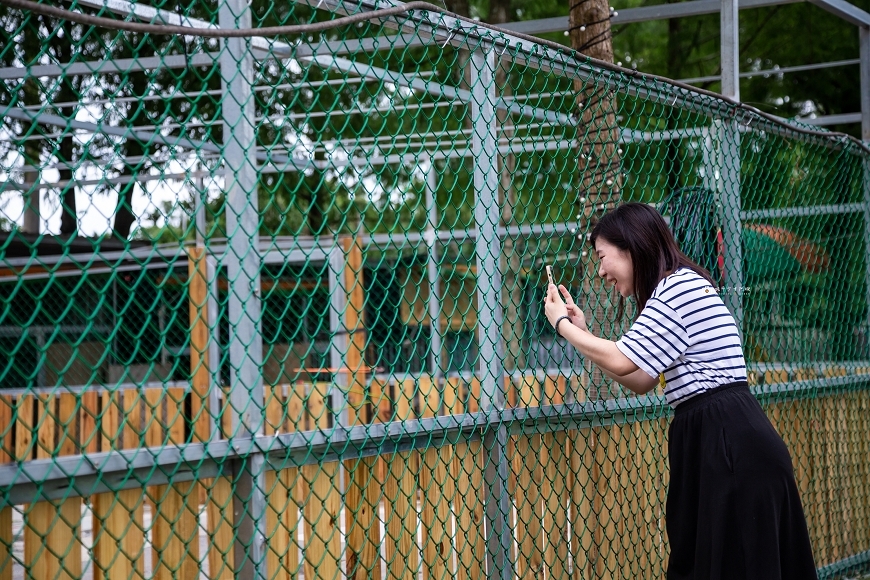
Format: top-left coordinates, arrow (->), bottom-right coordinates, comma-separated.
1,1 -> 869,579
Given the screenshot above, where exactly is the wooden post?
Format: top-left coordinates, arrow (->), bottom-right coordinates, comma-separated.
345,378 -> 383,580
303,387 -> 341,580
419,375 -> 454,580
341,234 -> 367,428
20,395 -> 83,580
189,245 -> 212,443
454,440 -> 485,580
93,390 -> 145,580
152,389 -> 200,580
0,395 -> 10,580
384,381 -> 419,580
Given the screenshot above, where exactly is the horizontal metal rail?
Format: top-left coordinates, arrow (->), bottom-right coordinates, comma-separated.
1,373 -> 867,506
502,0 -> 803,35
679,58 -> 861,84
817,547 -> 870,579
740,202 -> 865,219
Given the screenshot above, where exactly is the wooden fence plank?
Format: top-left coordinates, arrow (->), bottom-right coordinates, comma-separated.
151,389 -> 199,580
0,394 -> 9,580
188,245 -> 212,443
542,431 -> 569,580
144,388 -> 164,447
302,386 -> 341,580
442,378 -> 461,416
80,391 -> 99,454
25,394 -> 83,580
266,467 -> 300,580
342,234 -> 367,429
514,434 -> 544,580
454,441 -> 484,580
346,455 -> 381,580
418,375 -> 452,580
93,390 -> 145,580
152,480 -> 200,580
206,475 -> 235,580
382,379 -> 419,580
14,395 -> 35,462
0,505 -> 10,580
302,462 -> 342,580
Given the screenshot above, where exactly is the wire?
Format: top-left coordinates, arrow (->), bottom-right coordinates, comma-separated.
1,0 -> 868,155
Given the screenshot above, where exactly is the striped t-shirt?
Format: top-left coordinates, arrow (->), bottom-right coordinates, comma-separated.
615,267 -> 747,406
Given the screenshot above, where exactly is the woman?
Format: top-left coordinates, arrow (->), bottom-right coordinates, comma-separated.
545,202 -> 817,580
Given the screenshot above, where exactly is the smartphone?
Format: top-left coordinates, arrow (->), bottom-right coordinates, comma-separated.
545,265 -> 554,286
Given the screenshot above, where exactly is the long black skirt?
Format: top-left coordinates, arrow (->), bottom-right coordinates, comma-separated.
666,381 -> 817,580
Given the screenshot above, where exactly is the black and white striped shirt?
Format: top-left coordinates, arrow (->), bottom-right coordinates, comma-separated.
615,267 -> 747,406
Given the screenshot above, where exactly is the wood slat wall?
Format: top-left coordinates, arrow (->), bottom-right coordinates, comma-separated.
0,376 -> 868,579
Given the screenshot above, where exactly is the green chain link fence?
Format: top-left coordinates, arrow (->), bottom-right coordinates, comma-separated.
1,0 -> 870,578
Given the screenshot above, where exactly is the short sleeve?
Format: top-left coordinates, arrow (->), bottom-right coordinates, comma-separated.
615,297 -> 689,379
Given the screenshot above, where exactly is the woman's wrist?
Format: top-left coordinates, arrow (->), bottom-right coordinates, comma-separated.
554,315 -> 570,336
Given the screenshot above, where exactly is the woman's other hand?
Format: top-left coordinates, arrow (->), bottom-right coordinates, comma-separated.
558,285 -> 589,332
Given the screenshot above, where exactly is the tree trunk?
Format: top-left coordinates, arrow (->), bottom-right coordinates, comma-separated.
570,0 -> 623,398
53,19 -> 79,236
113,69 -> 150,240
20,15 -> 43,234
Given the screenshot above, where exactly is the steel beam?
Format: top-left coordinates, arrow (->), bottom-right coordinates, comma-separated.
69,0 -> 568,124
292,0 -> 732,119
678,57 -> 860,83
817,549 -> 870,580
1,107 -> 305,169
306,54 -> 571,125
861,26 -> 870,140
721,0 -> 741,100
806,0 -> 870,25
0,53 -> 219,80
715,117 -> 744,337
741,202 -> 864,219
74,0 -> 295,57
425,163 -> 443,378
218,0 -> 267,576
502,0 -> 802,34
863,31 -> 870,379
469,48 -> 513,580
798,112 -> 863,125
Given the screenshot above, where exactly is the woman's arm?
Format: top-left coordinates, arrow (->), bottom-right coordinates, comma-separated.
557,322 -> 639,376
544,284 -> 659,394
599,365 -> 661,395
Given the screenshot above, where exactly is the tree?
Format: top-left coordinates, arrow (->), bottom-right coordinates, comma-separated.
569,0 -> 623,397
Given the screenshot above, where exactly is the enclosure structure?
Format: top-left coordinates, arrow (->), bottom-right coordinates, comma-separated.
1,0 -> 870,579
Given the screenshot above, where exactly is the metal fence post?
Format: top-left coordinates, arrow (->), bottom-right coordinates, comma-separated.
470,46 -> 513,580
425,161 -> 443,378
861,26 -> 869,143
329,244 -> 350,432
218,0 -> 267,576
719,0 -> 744,336
715,118 -> 744,338
207,254 -> 221,441
861,26 -> 870,354
720,0 -> 740,102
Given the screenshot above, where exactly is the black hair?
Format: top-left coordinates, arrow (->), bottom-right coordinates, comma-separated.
590,202 -> 716,319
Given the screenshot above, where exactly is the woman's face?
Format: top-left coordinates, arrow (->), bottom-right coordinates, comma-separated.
595,238 -> 634,297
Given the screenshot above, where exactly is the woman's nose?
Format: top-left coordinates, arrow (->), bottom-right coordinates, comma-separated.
598,265 -> 606,278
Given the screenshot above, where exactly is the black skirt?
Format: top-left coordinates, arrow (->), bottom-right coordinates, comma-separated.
666,381 -> 818,580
